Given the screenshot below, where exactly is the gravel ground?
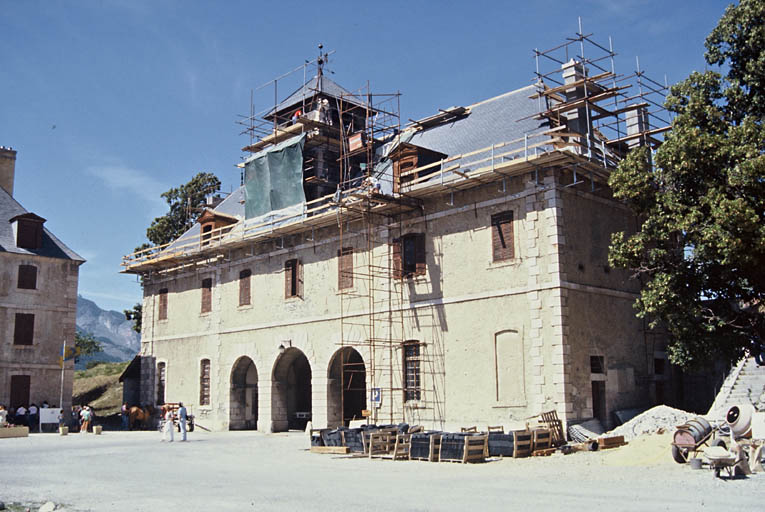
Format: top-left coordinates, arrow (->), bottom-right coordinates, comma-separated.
1,430 -> 764,511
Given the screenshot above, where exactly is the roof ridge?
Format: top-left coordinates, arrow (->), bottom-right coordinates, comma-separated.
467,83 -> 537,110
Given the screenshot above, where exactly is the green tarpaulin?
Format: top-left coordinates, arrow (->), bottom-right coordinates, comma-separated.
244,134 -> 306,219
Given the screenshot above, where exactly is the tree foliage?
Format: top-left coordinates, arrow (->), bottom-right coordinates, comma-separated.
140,171 -> 221,249
124,303 -> 142,334
75,331 -> 103,362
608,0 -> 765,369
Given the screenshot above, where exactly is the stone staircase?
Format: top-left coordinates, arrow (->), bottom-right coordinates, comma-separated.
708,357 -> 765,419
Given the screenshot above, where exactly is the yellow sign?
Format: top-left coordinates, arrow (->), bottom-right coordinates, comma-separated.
361,409 -> 371,418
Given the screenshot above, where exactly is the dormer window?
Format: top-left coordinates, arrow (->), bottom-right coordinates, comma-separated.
389,143 -> 446,193
197,208 -> 238,248
10,213 -> 45,250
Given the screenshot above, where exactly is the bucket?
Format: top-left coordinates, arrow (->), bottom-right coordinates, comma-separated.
93,425 -> 102,435
673,417 -> 712,447
689,457 -> 703,470
59,426 -> 68,436
726,404 -> 754,439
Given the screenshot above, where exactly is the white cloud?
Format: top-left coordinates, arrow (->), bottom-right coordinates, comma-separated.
85,164 -> 167,214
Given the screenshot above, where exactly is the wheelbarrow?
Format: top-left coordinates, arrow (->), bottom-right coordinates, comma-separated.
671,417 -> 726,464
703,445 -> 738,478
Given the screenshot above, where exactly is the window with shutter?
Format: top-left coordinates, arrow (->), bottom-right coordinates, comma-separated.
239,269 -> 251,306
17,220 -> 43,250
402,341 -> 422,401
13,313 -> 34,345
491,211 -> 514,262
285,259 -> 302,298
391,239 -> 403,279
338,248 -> 353,289
18,265 -> 37,289
201,278 -> 212,313
158,288 -> 168,320
200,359 -> 211,406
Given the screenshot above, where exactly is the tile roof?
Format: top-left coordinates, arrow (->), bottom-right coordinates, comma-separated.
405,84 -> 548,159
0,187 -> 84,261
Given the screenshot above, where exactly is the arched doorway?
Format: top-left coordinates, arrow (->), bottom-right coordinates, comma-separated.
230,357 -> 258,430
271,348 -> 312,432
328,347 -> 366,427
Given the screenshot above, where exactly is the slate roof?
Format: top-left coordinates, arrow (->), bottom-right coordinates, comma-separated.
405,84 -> 548,159
267,74 -> 365,118
0,186 -> 84,261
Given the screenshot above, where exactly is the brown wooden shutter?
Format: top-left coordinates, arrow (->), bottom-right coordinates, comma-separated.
156,362 -> 166,405
338,248 -> 353,289
10,375 -> 31,409
297,259 -> 304,298
200,359 -> 211,406
491,211 -> 514,261
285,260 -> 294,298
239,269 -> 251,306
158,288 -> 168,320
414,233 -> 426,276
201,278 -> 212,313
18,265 -> 37,289
14,313 -> 34,345
391,239 -> 402,279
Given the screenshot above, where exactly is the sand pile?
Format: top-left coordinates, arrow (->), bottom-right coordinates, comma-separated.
600,432 -> 675,467
606,405 -> 695,441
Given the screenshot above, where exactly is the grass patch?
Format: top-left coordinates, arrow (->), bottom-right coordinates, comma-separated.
73,362 -> 128,417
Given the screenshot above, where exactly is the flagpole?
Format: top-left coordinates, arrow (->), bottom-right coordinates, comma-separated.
60,338 -> 66,409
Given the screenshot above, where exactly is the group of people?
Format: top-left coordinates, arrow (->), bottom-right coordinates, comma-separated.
0,402 -> 54,431
69,405 -> 95,433
160,402 -> 188,442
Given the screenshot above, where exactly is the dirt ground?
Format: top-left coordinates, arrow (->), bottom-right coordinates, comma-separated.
1,431 -> 764,511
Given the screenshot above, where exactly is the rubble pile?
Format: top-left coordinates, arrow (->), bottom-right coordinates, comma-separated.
606,405 -> 695,441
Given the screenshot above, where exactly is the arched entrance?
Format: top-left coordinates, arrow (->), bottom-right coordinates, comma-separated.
328,347 -> 366,427
271,348 -> 312,432
230,357 -> 258,430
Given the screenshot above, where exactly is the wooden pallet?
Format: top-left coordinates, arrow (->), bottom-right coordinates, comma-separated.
539,410 -> 566,447
532,447 -> 557,457
310,446 -> 349,454
460,426 -> 478,433
369,431 -> 398,458
440,435 -> 488,464
513,430 -> 533,458
533,428 -> 552,451
410,433 -> 442,462
390,434 -> 411,460
487,425 -> 504,433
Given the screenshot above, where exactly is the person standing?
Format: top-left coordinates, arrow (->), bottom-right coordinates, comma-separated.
80,406 -> 91,433
177,403 -> 188,441
121,403 -> 129,431
161,406 -> 174,442
15,404 -> 27,426
29,403 -> 39,433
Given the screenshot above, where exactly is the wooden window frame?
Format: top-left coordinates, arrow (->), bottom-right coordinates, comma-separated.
158,288 -> 168,320
13,313 -> 34,346
200,359 -> 211,406
392,233 -> 425,279
239,269 -> 252,306
337,247 -> 353,290
201,278 -> 213,314
17,264 -> 37,290
284,259 -> 303,299
16,219 -> 43,250
491,211 -> 515,262
402,341 -> 422,402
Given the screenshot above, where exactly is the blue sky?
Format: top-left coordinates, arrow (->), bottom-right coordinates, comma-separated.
0,0 -> 729,313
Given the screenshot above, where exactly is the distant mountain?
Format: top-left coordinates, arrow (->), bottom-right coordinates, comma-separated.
75,295 -> 140,369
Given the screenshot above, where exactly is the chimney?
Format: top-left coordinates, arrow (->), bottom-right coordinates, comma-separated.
625,106 -> 650,149
0,146 -> 16,197
561,59 -> 592,152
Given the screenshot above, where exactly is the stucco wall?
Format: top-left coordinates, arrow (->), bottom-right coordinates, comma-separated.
139,169 -> 654,432
0,253 -> 79,412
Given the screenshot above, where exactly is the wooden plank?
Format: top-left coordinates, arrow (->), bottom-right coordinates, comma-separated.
310,446 -> 350,454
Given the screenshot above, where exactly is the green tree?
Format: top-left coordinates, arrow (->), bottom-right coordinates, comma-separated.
124,303 -> 142,334
145,172 -> 221,247
75,331 -> 104,362
608,0 -> 765,369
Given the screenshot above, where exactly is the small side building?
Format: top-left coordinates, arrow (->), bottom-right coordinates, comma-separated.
0,146 -> 84,413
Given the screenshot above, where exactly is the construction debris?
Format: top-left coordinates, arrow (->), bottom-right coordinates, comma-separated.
606,405 -> 695,442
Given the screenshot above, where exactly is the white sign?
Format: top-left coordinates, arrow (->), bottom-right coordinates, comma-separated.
40,408 -> 61,425
370,388 -> 382,408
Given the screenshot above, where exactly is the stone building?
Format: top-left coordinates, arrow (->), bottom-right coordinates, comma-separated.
122,50 -> 677,432
0,146 -> 84,412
